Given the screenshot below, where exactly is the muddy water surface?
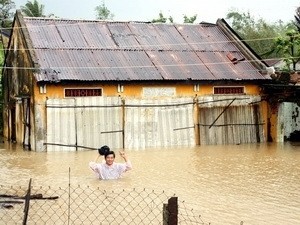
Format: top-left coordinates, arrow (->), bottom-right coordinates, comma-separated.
1,141 -> 299,225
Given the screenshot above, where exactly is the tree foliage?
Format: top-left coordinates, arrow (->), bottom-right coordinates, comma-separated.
294,7 -> 300,32
226,9 -> 290,60
183,14 -> 197,24
21,0 -> 45,17
264,7 -> 300,71
0,0 -> 15,28
95,1 -> 114,20
152,12 -> 168,23
273,29 -> 300,71
152,12 -> 197,24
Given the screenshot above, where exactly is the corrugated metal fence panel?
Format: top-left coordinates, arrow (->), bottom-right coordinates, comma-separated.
46,96 -> 266,150
198,95 -> 264,145
198,95 -> 261,107
278,102 -> 300,141
75,97 -> 123,150
46,98 -> 76,151
124,98 -> 195,149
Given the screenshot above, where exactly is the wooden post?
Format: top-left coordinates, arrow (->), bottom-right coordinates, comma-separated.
121,98 -> 125,149
193,96 -> 200,145
163,197 -> 178,225
167,197 -> 178,225
163,203 -> 168,225
22,178 -> 32,225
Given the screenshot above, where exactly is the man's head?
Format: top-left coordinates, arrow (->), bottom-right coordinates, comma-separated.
104,150 -> 115,166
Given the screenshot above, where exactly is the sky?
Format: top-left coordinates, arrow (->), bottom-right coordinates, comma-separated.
13,0 -> 300,24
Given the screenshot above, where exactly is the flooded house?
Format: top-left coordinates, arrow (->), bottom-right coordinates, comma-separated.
3,10 -> 295,151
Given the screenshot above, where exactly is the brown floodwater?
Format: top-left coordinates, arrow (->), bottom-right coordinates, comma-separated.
0,140 -> 299,225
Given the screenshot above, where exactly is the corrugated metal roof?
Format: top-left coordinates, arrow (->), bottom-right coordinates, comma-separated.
23,17 -> 268,82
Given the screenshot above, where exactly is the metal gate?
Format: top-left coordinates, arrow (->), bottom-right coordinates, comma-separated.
198,96 -> 264,145
124,98 -> 195,149
46,97 -> 123,151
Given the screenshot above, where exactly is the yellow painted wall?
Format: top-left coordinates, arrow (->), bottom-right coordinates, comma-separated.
34,83 -> 261,100
31,81 -> 270,150
268,104 -> 279,142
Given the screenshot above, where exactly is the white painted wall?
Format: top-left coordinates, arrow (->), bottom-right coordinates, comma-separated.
278,102 -> 300,142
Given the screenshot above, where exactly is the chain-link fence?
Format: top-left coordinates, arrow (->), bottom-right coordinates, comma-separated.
0,180 -> 207,225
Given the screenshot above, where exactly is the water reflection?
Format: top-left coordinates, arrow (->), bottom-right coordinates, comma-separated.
0,141 -> 300,225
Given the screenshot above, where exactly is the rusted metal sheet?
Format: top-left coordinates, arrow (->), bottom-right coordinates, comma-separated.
176,23 -> 239,51
128,23 -> 189,51
26,19 -> 117,49
107,22 -> 142,49
24,18 -> 268,82
196,51 -> 265,80
124,98 -> 195,149
34,49 -> 162,81
146,50 -> 214,80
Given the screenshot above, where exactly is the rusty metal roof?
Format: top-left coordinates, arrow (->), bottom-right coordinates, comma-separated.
22,17 -> 269,83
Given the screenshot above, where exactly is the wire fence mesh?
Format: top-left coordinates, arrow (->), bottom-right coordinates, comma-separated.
0,181 -> 207,225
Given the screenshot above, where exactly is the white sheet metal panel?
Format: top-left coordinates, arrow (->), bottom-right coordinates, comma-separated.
125,98 -> 195,149
75,97 -> 123,150
46,98 -> 76,151
198,95 -> 261,107
198,95 -> 264,145
278,102 -> 300,142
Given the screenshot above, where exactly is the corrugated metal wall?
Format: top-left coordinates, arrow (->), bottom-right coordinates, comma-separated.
46,96 -> 264,151
46,98 -> 77,151
46,97 -> 195,151
75,97 -> 123,150
46,97 -> 122,151
278,102 -> 300,141
124,98 -> 195,149
198,95 -> 264,145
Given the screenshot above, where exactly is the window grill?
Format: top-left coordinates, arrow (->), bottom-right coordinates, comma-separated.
65,88 -> 102,97
214,87 -> 244,94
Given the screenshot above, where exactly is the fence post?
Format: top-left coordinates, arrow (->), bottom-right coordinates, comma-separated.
163,197 -> 178,225
163,203 -> 168,225
194,96 -> 200,145
22,178 -> 32,225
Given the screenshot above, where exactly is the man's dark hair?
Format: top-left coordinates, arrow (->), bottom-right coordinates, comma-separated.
104,151 -> 115,159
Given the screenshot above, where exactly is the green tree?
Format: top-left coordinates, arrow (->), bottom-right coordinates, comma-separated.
183,14 -> 197,23
152,13 -> 196,23
226,9 -> 289,59
263,7 -> 300,71
21,0 -> 45,17
294,6 -> 300,31
0,0 -> 15,28
272,28 -> 300,71
95,1 -> 114,20
152,12 -> 167,23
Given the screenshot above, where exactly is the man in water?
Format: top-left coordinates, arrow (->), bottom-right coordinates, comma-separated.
89,147 -> 132,180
